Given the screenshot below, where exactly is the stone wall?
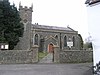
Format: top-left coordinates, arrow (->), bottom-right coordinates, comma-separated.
59,50 -> 93,63
54,45 -> 59,63
0,48 -> 38,64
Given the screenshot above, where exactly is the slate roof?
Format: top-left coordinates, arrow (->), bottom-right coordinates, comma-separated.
32,24 -> 75,31
85,0 -> 100,5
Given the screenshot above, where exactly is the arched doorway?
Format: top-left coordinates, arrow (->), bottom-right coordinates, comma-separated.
48,43 -> 54,62
48,43 -> 54,53
38,43 -> 54,63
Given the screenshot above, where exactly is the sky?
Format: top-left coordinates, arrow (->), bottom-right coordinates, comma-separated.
9,0 -> 89,41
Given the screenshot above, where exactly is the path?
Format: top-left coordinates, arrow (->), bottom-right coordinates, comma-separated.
38,53 -> 53,63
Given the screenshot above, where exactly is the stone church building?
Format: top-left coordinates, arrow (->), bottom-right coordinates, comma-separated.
0,2 -> 93,64
14,3 -> 81,52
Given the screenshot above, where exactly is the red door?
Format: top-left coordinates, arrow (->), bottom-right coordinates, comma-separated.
48,44 -> 54,53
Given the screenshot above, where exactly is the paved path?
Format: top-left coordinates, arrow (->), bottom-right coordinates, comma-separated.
38,53 -> 53,63
0,63 -> 93,75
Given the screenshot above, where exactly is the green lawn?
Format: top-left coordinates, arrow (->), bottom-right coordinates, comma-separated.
38,52 -> 48,60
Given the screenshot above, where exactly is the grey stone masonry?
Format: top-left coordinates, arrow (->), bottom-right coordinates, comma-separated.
31,45 -> 39,62
14,4 -> 33,50
0,48 -> 38,64
32,24 -> 81,51
54,45 -> 60,63
59,50 -> 93,63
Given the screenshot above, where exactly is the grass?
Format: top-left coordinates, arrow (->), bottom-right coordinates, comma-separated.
38,52 -> 48,60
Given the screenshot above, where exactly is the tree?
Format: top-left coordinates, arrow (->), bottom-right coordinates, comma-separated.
88,42 -> 93,49
84,42 -> 93,50
78,34 -> 83,50
0,0 -> 24,50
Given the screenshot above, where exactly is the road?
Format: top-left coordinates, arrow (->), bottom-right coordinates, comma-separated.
0,63 -> 93,75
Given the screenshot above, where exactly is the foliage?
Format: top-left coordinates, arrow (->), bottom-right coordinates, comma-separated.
93,61 -> 100,74
38,52 -> 48,60
88,42 -> 93,49
78,34 -> 83,50
83,42 -> 93,50
0,0 -> 24,49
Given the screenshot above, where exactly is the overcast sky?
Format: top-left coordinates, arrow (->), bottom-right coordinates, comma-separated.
9,0 -> 88,41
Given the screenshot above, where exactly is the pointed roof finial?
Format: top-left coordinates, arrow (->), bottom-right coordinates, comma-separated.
13,1 -> 15,6
67,25 -> 69,28
31,3 -> 33,9
19,1 -> 21,7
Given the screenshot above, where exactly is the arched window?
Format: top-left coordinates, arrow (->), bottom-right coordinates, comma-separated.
73,36 -> 75,46
55,35 -> 58,40
34,34 -> 38,45
64,36 -> 67,47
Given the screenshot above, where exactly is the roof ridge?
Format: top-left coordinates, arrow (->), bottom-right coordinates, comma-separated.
67,26 -> 75,31
32,24 -> 75,31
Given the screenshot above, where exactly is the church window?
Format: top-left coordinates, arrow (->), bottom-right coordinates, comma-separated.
73,36 -> 75,46
55,35 -> 58,40
34,34 -> 38,45
64,36 -> 67,47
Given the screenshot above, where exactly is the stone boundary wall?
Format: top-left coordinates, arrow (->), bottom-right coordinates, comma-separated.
54,46 -> 59,63
59,50 -> 93,63
0,49 -> 38,64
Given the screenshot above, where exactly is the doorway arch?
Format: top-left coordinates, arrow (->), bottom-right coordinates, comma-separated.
48,43 -> 54,53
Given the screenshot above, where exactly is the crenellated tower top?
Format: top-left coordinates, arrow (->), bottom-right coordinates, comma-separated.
19,2 -> 33,24
19,2 -> 33,12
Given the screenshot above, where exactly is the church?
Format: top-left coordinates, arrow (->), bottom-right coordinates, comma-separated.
0,1 -> 93,64
14,3 -> 81,52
